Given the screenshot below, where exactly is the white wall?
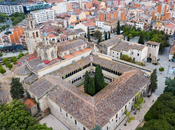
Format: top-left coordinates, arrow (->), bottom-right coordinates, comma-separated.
57,2 -> 67,14
37,50 -> 92,77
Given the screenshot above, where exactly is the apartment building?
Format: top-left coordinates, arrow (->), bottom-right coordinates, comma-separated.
0,3 -> 24,15
30,9 -> 55,24
55,2 -> 72,14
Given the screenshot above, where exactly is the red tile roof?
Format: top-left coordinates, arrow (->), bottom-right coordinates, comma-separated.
24,99 -> 36,109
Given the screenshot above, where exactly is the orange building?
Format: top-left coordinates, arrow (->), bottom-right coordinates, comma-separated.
157,4 -> 168,15
133,3 -> 142,8
82,2 -> 93,10
99,13 -> 105,21
9,27 -> 24,44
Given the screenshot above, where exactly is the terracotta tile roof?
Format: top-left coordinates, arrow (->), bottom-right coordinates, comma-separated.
47,69 -> 149,129
111,41 -> 145,52
49,34 -> 56,38
57,39 -> 87,53
24,99 -> 36,109
165,24 -> 175,28
146,41 -> 160,46
63,54 -> 74,59
99,35 -> 121,47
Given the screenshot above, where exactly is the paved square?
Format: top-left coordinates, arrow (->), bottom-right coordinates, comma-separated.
39,114 -> 69,130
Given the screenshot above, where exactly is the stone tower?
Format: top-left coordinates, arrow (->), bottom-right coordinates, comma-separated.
25,14 -> 41,54
36,30 -> 57,61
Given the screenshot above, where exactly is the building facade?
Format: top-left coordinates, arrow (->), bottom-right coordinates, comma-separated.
0,4 -> 24,15
30,9 -> 55,24
24,14 -> 41,54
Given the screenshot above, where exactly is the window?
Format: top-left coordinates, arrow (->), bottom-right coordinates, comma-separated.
116,114 -> 118,118
107,127 -> 108,130
36,32 -> 39,37
125,105 -> 127,109
83,127 -> 86,130
137,53 -> 139,56
117,53 -> 118,55
75,120 -> 77,125
66,113 -> 68,117
60,108 -> 62,112
132,52 -> 133,55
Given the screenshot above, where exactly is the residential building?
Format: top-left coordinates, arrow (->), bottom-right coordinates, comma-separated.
0,2 -> 24,15
103,19 -> 117,33
55,2 -> 72,14
30,9 -> 55,24
24,99 -> 38,116
74,22 -> 95,35
110,41 -> 148,62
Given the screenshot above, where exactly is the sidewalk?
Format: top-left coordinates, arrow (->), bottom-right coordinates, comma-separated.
115,94 -> 158,130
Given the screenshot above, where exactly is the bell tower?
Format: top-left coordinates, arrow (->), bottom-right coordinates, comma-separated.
25,14 -> 41,54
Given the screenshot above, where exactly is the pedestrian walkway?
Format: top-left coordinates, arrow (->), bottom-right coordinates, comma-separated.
115,94 -> 158,130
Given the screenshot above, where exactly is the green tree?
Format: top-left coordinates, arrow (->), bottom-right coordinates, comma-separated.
117,20 -> 120,35
87,27 -> 90,42
88,78 -> 95,96
148,69 -> 158,95
10,56 -> 17,62
93,30 -> 102,40
7,64 -> 13,70
10,77 -> 24,99
127,35 -> 130,41
108,32 -> 110,39
0,67 -> 6,74
91,125 -> 102,130
0,52 -> 3,57
84,71 -> 90,93
94,64 -> 104,93
5,61 -> 10,67
124,109 -> 135,126
134,92 -> 144,114
97,37 -> 101,44
164,77 -> 175,95
120,55 -> 133,62
2,57 -> 9,64
159,67 -> 164,72
138,32 -> 144,44
105,32 -> 107,40
0,99 -> 52,130
18,53 -> 24,59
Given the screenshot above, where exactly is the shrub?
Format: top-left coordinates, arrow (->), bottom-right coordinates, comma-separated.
136,62 -> 145,66
18,53 -> 24,59
0,67 -> 6,74
10,56 -> 17,62
2,57 -> 9,64
5,61 -> 10,67
7,64 -> 13,70
0,52 -> 3,57
159,67 -> 164,72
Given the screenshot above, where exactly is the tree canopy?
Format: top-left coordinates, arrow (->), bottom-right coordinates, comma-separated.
120,54 -> 133,62
0,13 -> 9,23
164,77 -> 175,95
137,92 -> 175,130
138,32 -> 144,44
0,99 -> 52,130
93,30 -> 102,40
148,69 -> 158,95
94,64 -> 104,93
117,20 -> 120,35
10,12 -> 25,26
10,77 -> 24,99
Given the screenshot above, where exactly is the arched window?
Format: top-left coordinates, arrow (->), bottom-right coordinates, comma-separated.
36,32 -> 38,37
32,32 -> 35,38
31,21 -> 33,28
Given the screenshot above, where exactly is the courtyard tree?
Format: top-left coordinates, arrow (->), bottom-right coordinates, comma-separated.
0,67 -> 6,74
10,77 -> 24,99
134,92 -> 144,114
124,109 -> 135,126
93,30 -> 102,40
0,99 -> 52,130
88,78 -> 95,96
138,32 -> 144,44
117,20 -> 120,35
148,69 -> 157,95
87,27 -> 90,42
94,64 -> 104,93
84,71 -> 90,93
